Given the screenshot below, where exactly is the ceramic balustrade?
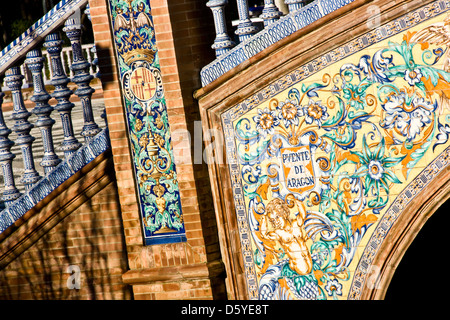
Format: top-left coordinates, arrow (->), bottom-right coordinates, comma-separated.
63,17 -> 101,143
44,32 -> 82,159
4,66 -> 42,191
0,90 -> 21,206
0,0 -> 108,216
25,49 -> 62,175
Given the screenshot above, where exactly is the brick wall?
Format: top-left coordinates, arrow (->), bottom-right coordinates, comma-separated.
155,0 -> 221,266
88,0 -> 226,299
164,0 -> 219,263
0,178 -> 131,299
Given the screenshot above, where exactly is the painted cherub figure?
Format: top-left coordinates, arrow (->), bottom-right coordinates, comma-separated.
260,197 -> 313,276
153,184 -> 174,233
154,184 -> 166,214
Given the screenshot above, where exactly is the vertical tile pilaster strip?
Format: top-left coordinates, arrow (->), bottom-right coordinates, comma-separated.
106,0 -> 186,245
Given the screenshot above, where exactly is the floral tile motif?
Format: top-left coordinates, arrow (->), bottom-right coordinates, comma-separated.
222,1 -> 450,299
108,0 -> 186,245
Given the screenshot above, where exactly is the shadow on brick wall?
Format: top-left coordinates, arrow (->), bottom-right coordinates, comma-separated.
0,171 -> 132,300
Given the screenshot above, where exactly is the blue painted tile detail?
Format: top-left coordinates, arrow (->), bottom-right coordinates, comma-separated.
28,178 -> 53,204
0,210 -> 13,233
68,143 -> 95,173
8,195 -> 35,221
47,162 -> 73,189
144,234 -> 187,246
88,129 -> 110,157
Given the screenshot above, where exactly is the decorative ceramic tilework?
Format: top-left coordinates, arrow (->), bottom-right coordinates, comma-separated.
222,0 -> 450,299
348,146 -> 450,299
107,0 -> 186,245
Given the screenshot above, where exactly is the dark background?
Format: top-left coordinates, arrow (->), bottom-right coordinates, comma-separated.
385,200 -> 449,301
0,0 -> 55,49
0,0 -> 92,51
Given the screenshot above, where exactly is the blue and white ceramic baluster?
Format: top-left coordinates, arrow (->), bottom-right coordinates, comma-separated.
207,0 -> 235,57
25,49 -> 61,175
84,4 -> 100,78
43,32 -> 82,159
284,0 -> 304,13
84,4 -> 105,126
0,89 -> 21,205
4,67 -> 41,190
63,17 -> 101,142
260,0 -> 281,26
235,0 -> 259,42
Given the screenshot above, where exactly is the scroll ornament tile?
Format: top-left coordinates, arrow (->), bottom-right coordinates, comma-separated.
108,0 -> 186,245
223,6 -> 450,299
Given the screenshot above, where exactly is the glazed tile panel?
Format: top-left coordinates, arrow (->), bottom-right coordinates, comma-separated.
222,0 -> 450,299
108,0 -> 186,245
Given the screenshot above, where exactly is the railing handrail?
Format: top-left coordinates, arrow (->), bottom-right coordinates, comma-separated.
0,0 -> 89,76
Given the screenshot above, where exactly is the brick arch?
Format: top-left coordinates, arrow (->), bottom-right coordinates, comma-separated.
358,163 -> 450,299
